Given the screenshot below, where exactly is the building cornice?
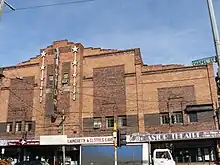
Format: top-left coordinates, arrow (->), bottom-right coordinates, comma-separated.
141,65 -> 208,75
84,49 -> 136,58
2,63 -> 39,71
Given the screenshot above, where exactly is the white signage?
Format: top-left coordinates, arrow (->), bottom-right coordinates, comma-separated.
40,135 -> 67,145
127,130 -> 220,143
67,136 -> 113,145
0,140 -> 8,146
1,148 -> 5,155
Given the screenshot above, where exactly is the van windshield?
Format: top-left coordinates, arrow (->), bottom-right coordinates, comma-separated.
156,151 -> 171,160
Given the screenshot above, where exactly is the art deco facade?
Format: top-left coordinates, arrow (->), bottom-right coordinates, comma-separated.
0,40 -> 218,140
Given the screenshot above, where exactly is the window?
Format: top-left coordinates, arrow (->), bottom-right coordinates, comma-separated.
6,122 -> 13,132
49,75 -> 53,81
106,116 -> 114,128
160,113 -> 170,125
156,151 -> 171,160
25,121 -> 32,132
15,121 -> 22,132
93,118 -> 101,129
63,73 -> 69,79
62,73 -> 69,86
189,112 -> 198,122
173,112 -> 184,124
118,116 -> 127,127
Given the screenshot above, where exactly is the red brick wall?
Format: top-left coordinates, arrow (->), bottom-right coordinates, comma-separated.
0,40 -> 218,138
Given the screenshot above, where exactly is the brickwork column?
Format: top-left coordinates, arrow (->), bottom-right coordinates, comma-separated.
135,64 -> 145,133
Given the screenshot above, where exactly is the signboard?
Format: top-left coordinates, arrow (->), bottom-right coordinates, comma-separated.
67,136 -> 113,145
3,130 -> 220,146
40,135 -> 67,145
192,56 -> 216,66
8,139 -> 40,146
127,130 -> 220,143
0,140 -> 8,146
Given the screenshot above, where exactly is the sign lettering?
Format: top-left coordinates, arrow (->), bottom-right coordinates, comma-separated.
192,56 -> 216,66
127,130 -> 220,143
8,140 -> 40,146
67,136 -> 113,145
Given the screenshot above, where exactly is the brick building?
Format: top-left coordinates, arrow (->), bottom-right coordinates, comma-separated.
0,40 -> 219,163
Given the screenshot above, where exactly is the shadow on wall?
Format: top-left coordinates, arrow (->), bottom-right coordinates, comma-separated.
81,145 -> 142,165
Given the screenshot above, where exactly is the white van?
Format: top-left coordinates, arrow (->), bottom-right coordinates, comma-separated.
152,149 -> 176,165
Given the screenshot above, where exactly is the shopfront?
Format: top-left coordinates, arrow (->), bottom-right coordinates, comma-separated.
1,130 -> 220,165
128,130 -> 220,164
151,139 -> 217,163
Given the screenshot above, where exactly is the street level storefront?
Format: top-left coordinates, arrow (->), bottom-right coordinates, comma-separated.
0,139 -> 40,162
1,130 -> 220,165
127,130 -> 220,164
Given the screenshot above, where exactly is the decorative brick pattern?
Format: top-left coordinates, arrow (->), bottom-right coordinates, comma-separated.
197,111 -> 213,122
144,113 -> 160,126
157,86 -> 196,113
7,76 -> 35,121
126,115 -> 138,134
93,65 -> 126,116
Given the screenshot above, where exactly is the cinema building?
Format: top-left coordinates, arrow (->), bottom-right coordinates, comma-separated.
0,40 -> 219,164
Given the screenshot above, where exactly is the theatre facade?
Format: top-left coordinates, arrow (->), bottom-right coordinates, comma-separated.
0,39 -> 219,164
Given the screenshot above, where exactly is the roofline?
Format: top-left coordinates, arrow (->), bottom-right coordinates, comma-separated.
1,62 -> 39,70
141,65 -> 209,75
84,48 -> 138,58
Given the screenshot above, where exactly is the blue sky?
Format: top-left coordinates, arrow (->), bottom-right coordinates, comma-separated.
0,0 -> 220,67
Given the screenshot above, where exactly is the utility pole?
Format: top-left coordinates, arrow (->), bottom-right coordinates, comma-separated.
58,109 -> 66,165
207,0 -> 220,78
113,116 -> 118,165
206,1 -> 220,158
207,0 -> 220,132
61,110 -> 65,165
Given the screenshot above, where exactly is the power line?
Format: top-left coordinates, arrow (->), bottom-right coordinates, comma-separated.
2,74 -> 214,90
1,75 -> 214,103
5,0 -> 96,13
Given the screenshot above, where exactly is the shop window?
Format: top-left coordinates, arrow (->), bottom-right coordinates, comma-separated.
189,112 -> 198,122
6,122 -> 13,132
93,117 -> 101,129
173,112 -> 183,124
25,121 -> 32,132
160,113 -> 170,125
15,121 -> 22,132
106,116 -> 114,128
174,147 -> 216,163
118,115 -> 127,127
